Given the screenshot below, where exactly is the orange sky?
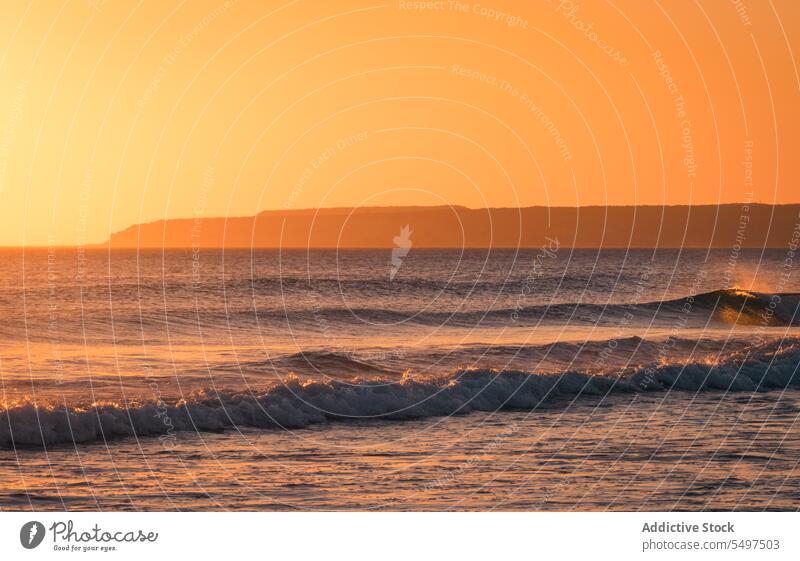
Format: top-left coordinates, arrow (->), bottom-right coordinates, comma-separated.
0,0 -> 798,246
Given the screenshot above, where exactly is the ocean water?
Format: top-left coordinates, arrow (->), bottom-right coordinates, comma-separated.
1,247 -> 799,510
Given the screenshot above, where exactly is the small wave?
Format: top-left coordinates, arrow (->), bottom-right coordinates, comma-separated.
649,289 -> 800,326
446,335 -> 756,366
240,289 -> 800,328
3,340 -> 799,448
503,288 -> 800,327
231,351 -> 402,376
8,289 -> 797,343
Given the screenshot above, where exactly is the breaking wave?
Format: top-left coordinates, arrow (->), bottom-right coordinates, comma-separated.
3,340 -> 799,449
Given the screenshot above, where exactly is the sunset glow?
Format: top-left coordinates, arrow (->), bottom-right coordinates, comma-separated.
1,1 -> 799,246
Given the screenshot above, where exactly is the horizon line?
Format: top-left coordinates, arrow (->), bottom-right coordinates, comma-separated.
2,245 -> 796,251
4,201 -> 800,249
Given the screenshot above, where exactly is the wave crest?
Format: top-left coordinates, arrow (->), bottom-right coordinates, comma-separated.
2,341 -> 799,448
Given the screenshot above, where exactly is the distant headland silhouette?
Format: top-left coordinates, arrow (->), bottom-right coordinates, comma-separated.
101,204 -> 800,249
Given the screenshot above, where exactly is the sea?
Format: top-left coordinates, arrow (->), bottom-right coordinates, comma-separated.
1,247 -> 799,510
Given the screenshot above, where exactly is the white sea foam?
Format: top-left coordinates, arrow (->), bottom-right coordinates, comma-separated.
2,341 -> 799,448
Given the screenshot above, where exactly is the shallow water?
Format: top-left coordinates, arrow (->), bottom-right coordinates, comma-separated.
3,390 -> 800,511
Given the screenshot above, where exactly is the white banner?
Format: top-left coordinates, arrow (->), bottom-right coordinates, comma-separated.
1,512 -> 797,560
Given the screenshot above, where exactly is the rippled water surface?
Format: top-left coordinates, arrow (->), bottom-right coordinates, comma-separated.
1,248 -> 799,510
3,391 -> 800,511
